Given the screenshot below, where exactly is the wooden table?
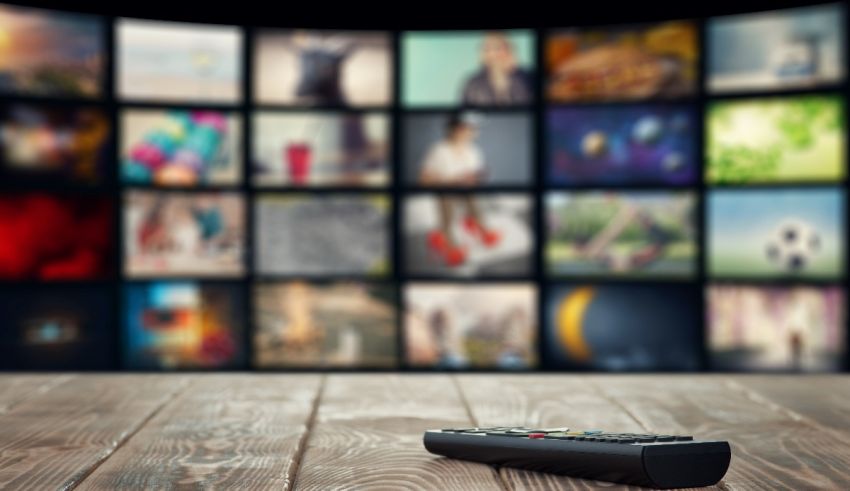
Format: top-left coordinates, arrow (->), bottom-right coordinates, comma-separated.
0,374 -> 848,490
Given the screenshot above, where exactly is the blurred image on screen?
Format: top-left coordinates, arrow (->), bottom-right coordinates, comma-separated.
546,21 -> 697,102
0,103 -> 110,185
547,105 -> 696,185
708,189 -> 844,280
124,282 -> 245,369
404,193 -> 533,277
124,191 -> 245,277
255,194 -> 390,276
116,18 -> 242,103
252,112 -> 389,187
708,286 -> 845,372
0,4 -> 103,97
403,30 -> 534,107
404,283 -> 536,369
0,286 -> 114,370
706,94 -> 845,184
546,191 -> 696,278
254,281 -> 396,368
254,30 -> 392,107
708,4 -> 846,93
404,111 -> 532,187
545,285 -> 700,371
0,193 -> 113,280
121,109 -> 242,186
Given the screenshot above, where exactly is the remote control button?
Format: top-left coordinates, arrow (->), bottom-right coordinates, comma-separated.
654,435 -> 676,442
675,435 -> 694,441
616,438 -> 637,443
583,430 -> 603,435
546,433 -> 576,440
529,427 -> 569,433
528,433 -> 546,439
486,431 -> 531,437
634,437 -> 656,443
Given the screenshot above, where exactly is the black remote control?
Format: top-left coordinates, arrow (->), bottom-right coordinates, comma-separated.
423,427 -> 731,489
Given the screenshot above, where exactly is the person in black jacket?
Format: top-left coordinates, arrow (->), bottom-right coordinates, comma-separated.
461,31 -> 533,106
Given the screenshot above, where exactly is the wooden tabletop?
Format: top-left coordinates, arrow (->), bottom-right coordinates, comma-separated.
0,374 -> 848,490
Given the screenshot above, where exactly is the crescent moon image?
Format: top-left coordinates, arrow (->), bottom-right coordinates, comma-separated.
556,287 -> 594,362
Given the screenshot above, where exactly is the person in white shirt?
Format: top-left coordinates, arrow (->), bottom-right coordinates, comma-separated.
418,113 -> 501,267
419,112 -> 486,186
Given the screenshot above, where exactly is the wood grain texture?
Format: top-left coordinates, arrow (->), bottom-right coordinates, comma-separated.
0,374 -> 73,414
293,374 -> 506,490
0,374 -> 847,490
588,375 -> 850,490
76,374 -> 322,491
456,374 -> 721,491
0,374 -> 190,490
729,375 -> 850,434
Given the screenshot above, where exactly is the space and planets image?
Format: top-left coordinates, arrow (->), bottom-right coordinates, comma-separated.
548,105 -> 696,185
544,285 -> 700,371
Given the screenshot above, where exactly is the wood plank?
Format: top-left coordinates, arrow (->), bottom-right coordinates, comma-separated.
588,375 -> 850,490
293,374 -> 506,490
0,374 -> 190,490
0,375 -> 74,414
730,375 -> 850,434
456,374 -> 714,491
76,374 -> 322,491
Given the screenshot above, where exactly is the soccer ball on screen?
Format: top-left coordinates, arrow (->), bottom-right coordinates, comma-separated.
764,219 -> 821,272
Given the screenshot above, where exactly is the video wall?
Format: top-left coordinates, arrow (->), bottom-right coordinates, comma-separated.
0,2 -> 847,371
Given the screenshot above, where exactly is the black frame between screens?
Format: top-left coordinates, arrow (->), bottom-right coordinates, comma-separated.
0,1 -> 847,373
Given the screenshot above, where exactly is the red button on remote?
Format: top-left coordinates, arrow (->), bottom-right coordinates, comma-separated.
528,433 -> 546,439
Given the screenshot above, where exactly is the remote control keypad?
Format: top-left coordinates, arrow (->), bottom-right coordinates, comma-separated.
440,427 -> 693,444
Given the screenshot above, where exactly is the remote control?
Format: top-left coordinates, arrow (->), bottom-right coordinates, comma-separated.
423,426 -> 731,489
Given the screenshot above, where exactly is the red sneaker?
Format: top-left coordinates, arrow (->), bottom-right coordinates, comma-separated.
427,230 -> 467,267
463,216 -> 501,247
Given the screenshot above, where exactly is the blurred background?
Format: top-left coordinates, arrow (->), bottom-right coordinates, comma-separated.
0,0 -> 846,372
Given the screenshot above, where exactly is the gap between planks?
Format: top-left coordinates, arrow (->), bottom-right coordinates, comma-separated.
450,375 -> 513,491
723,378 -> 834,436
285,373 -> 328,490
66,376 -> 197,491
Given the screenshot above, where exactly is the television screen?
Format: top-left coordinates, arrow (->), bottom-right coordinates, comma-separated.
707,4 -> 845,93
544,284 -> 701,371
116,18 -> 242,103
252,111 -> 389,187
0,4 -> 103,97
708,189 -> 844,279
404,111 -> 532,186
404,283 -> 537,369
0,103 -> 110,185
124,281 -> 245,369
255,194 -> 390,276
402,30 -> 535,107
545,191 -> 697,278
708,285 -> 845,372
254,281 -> 396,368
0,286 -> 114,370
0,193 -> 113,280
546,21 -> 697,102
547,105 -> 697,185
404,193 -> 533,277
121,109 -> 242,186
706,94 -> 845,184
123,191 -> 246,277
254,30 -> 392,107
